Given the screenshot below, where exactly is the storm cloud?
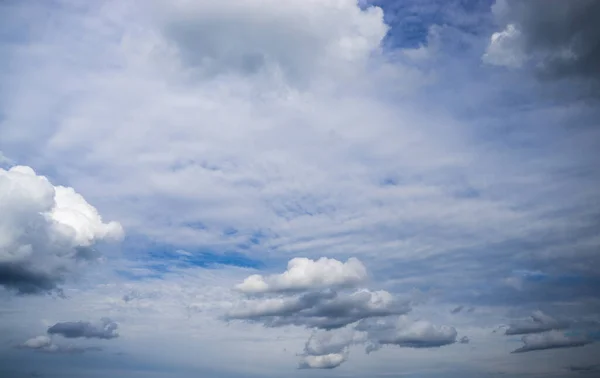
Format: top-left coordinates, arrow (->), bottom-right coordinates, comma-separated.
484,0 -> 600,80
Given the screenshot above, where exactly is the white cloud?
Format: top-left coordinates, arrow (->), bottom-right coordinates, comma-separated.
482,24 -> 526,68
235,257 -> 367,293
299,352 -> 346,369
21,335 -> 53,350
0,165 -> 123,293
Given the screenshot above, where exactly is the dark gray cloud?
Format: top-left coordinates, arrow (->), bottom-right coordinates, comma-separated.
47,318 -> 119,340
511,331 -> 592,353
459,336 -> 470,344
505,311 -> 568,335
450,305 -> 463,314
567,364 -> 600,373
485,0 -> 600,80
227,289 -> 410,330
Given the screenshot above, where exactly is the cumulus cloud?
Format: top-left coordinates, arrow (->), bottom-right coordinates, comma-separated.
359,317 -> 457,352
512,330 -> 592,353
483,0 -> 600,79
227,288 -> 409,329
0,166 -> 124,294
505,311 -> 567,335
299,353 -> 347,369
47,318 -> 119,340
459,336 -> 470,344
235,257 -> 367,294
298,327 -> 365,369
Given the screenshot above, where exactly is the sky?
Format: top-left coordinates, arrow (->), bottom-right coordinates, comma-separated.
1,0 -> 600,377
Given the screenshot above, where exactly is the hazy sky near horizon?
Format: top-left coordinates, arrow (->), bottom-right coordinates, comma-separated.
1,0 -> 600,377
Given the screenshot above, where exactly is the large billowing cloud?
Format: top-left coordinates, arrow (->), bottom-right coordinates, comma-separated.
47,318 -> 119,340
0,166 -> 123,294
512,330 -> 592,353
483,0 -> 600,80
505,311 -> 567,335
235,257 -> 367,294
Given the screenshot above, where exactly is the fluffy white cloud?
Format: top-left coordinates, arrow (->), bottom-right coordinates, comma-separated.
0,166 -> 123,293
299,353 -> 346,369
21,335 -> 53,350
235,257 -> 367,293
482,23 -> 526,68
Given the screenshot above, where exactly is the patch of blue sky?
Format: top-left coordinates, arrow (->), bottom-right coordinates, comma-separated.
366,0 -> 495,50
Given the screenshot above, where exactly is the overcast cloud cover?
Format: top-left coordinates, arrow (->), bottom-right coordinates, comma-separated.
1,0 -> 599,377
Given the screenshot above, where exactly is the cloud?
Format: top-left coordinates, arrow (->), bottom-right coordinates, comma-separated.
47,318 -> 119,339
155,0 -> 388,83
227,288 -> 409,330
18,335 -> 102,354
459,336 -> 470,344
298,327 -> 361,369
0,166 -> 124,294
235,257 -> 367,294
505,311 -> 567,335
298,353 -> 347,369
511,330 -> 592,353
357,317 -> 457,352
483,0 -> 600,79
21,336 -> 53,350
450,305 -> 464,314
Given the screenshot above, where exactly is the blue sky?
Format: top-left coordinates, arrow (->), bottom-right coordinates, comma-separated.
1,0 -> 600,377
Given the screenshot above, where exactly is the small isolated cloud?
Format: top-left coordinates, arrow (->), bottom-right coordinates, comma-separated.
0,166 -> 123,294
459,336 -> 470,344
511,330 -> 591,353
298,353 -> 346,369
450,306 -> 464,314
483,0 -> 600,80
505,311 -> 567,335
47,318 -> 119,340
235,257 -> 367,294
18,335 -> 102,354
